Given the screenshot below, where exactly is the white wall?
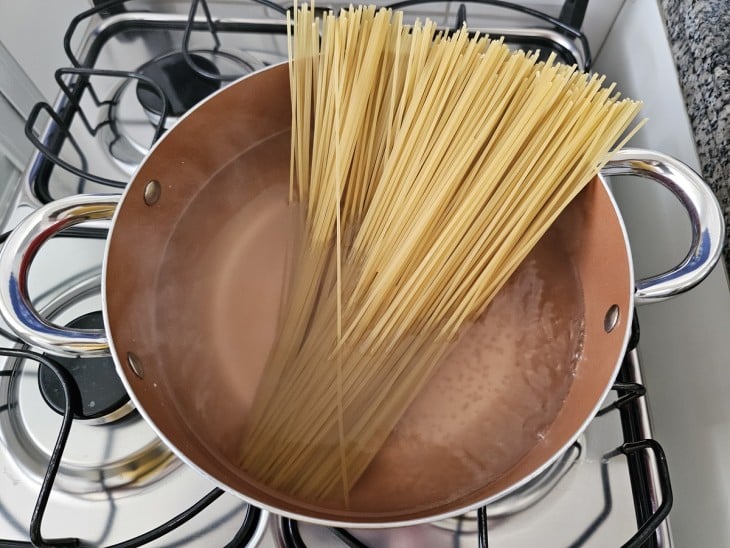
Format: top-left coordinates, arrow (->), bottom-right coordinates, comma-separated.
0,0 -> 89,101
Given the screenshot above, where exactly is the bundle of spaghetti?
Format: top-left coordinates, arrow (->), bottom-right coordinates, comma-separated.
239,4 -> 644,504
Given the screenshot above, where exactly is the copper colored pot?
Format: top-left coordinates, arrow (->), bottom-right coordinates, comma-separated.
0,63 -> 723,527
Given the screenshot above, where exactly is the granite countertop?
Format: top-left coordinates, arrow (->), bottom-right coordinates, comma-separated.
661,0 -> 730,266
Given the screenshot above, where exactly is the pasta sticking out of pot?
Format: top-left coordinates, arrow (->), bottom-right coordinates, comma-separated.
238,4 -> 644,504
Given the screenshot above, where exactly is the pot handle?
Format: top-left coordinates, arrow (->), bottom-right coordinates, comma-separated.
602,148 -> 725,304
0,194 -> 119,357
0,151 -> 722,354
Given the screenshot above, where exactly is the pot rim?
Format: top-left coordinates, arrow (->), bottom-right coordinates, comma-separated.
100,62 -> 636,528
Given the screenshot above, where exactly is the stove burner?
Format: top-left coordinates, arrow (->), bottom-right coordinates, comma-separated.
136,51 -> 221,120
39,311 -> 129,421
100,49 -> 267,175
2,274 -> 176,493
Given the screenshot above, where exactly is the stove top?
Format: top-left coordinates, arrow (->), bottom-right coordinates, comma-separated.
0,1 -> 672,546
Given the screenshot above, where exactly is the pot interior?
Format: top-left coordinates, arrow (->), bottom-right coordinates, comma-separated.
105,63 -> 632,524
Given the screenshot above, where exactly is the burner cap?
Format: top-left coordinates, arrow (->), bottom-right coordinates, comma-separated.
136,52 -> 221,118
39,311 -> 130,421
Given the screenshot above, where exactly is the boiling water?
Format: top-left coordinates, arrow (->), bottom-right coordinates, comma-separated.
350,235 -> 584,512
155,134 -> 585,516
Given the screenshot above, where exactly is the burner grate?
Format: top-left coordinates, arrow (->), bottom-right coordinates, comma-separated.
0,344 -> 263,548
24,66 -> 169,206
22,0 -> 589,205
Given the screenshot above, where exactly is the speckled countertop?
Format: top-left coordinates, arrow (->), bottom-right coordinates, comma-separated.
660,0 -> 730,264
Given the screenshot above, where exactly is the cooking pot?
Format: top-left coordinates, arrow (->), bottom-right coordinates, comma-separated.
0,63 -> 723,527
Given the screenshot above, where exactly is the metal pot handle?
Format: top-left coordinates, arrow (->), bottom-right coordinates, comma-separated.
602,148 -> 725,304
0,194 -> 119,357
0,150 -> 722,355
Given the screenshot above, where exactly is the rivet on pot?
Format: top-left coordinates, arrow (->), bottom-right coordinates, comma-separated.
127,352 -> 144,379
143,180 -> 161,206
604,304 -> 620,333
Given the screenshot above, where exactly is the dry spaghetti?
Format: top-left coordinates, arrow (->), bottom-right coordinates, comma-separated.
239,4 -> 644,504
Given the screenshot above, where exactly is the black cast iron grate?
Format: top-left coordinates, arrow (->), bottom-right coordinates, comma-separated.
23,0 -> 591,206
0,331 -> 672,547
0,344 -> 262,548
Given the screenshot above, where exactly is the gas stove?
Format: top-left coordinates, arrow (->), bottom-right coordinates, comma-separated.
0,1 -> 674,546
